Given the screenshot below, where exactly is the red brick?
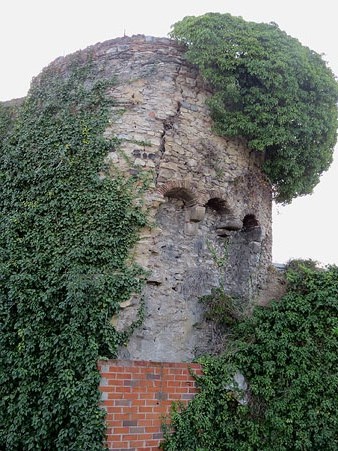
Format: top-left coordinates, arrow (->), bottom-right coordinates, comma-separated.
174,375 -> 190,381
114,413 -> 133,421
114,386 -> 132,393
108,378 -> 124,386
173,387 -> 188,393
137,433 -> 153,440
111,441 -> 128,448
99,360 -> 202,450
130,399 -> 146,406
168,368 -> 184,375
130,440 -> 146,447
128,367 -> 143,373
145,439 -> 162,446
139,406 -> 154,413
145,413 -> 162,420
112,427 -> 129,434
114,372 -> 132,379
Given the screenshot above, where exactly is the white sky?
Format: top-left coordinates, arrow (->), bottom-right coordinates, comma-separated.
1,0 -> 337,265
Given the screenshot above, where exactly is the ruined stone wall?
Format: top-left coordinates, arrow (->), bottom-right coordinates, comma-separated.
44,35 -> 272,362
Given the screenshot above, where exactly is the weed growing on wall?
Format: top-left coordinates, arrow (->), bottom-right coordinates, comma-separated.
200,287 -> 248,327
162,263 -> 338,450
0,54 -> 146,449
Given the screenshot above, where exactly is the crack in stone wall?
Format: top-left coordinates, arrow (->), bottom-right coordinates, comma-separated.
155,100 -> 182,187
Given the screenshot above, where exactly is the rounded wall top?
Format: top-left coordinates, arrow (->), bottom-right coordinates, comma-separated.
41,35 -> 187,79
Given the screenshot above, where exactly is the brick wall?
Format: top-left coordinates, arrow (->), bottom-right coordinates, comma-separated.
98,360 -> 202,450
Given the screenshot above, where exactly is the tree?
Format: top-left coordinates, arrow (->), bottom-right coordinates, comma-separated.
170,13 -> 338,203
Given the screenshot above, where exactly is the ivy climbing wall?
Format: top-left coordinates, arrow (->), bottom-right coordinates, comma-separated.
1,28 -> 334,451
31,35 -> 272,362
0,33 -> 274,451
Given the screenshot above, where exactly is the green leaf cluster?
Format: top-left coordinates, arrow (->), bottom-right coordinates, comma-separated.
162,263 -> 338,450
0,54 -> 146,449
200,287 -> 246,327
170,13 -> 338,203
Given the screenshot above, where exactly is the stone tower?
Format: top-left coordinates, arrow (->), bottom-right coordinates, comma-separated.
43,35 -> 272,362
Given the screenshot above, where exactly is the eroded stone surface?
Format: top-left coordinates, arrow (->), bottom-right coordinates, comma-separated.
41,35 -> 273,361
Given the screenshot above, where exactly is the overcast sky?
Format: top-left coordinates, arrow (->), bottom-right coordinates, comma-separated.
1,0 -> 337,265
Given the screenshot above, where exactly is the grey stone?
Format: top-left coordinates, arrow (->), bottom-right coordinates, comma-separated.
38,36 -> 272,362
217,216 -> 243,231
147,271 -> 163,285
189,206 -> 206,222
216,228 -> 231,237
244,226 -> 263,242
184,222 -> 199,235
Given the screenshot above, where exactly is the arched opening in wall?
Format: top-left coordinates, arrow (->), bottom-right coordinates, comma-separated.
242,214 -> 259,230
205,198 -> 230,215
165,187 -> 196,207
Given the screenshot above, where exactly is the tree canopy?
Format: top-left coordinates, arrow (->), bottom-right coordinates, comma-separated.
170,13 -> 338,203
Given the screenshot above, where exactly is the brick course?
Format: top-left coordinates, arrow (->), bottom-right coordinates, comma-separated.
98,360 -> 202,450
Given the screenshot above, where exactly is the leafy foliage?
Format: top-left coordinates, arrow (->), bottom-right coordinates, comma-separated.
0,102 -> 19,145
0,54 -> 146,449
200,288 -> 247,327
170,13 -> 338,202
162,264 -> 338,450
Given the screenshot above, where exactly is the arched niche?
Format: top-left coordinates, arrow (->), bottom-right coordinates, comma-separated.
164,187 -> 197,207
205,197 -> 231,215
242,214 -> 259,230
242,214 -> 262,242
205,198 -> 242,235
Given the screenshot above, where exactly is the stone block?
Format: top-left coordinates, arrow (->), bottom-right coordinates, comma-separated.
217,216 -> 242,231
189,206 -> 206,222
245,226 -> 263,243
120,299 -> 133,309
184,222 -> 199,235
249,241 -> 261,254
147,271 -> 164,285
216,228 -> 231,237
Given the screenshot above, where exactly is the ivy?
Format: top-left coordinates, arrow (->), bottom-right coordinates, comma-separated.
0,53 -> 146,449
162,263 -> 338,450
199,288 -> 246,327
170,13 -> 338,203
